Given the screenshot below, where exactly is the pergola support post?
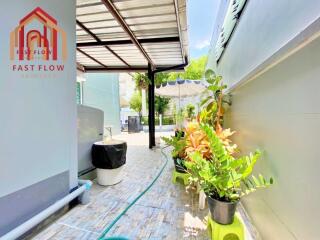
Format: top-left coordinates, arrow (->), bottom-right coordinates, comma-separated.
148,64 -> 156,149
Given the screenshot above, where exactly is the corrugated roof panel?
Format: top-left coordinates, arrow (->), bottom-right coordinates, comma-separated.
93,58 -> 126,67
148,53 -> 182,58
114,0 -> 173,10
77,51 -> 101,66
76,0 -> 188,70
142,42 -> 181,50
130,22 -> 178,31
108,45 -> 138,51
125,14 -> 177,25
77,0 -> 101,7
76,4 -> 106,15
97,33 -> 130,40
146,49 -> 181,54
82,20 -> 119,28
134,28 -> 179,37
89,27 -> 124,34
77,12 -> 114,22
76,36 -> 97,43
119,5 -> 175,19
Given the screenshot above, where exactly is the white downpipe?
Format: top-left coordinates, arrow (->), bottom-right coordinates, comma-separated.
1,179 -> 92,240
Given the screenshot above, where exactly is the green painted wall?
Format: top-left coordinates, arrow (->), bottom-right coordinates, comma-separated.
83,73 -> 121,135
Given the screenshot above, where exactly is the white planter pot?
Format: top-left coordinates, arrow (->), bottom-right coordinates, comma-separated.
96,165 -> 125,186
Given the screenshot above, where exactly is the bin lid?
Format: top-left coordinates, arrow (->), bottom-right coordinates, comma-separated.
94,139 -> 126,146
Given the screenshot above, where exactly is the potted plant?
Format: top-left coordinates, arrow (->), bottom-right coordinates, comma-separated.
133,73 -> 150,90
185,124 -> 273,224
174,108 -> 185,136
162,132 -> 187,173
185,103 -> 196,121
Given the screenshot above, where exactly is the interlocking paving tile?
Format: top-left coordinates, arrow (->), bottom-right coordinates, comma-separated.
31,133 -> 218,240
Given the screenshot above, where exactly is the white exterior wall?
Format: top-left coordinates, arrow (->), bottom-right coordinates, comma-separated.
0,0 -> 76,235
208,0 -> 320,87
208,1 -> 320,239
0,0 -> 77,197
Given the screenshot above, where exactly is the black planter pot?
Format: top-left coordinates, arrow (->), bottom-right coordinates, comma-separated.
173,157 -> 187,173
207,196 -> 238,225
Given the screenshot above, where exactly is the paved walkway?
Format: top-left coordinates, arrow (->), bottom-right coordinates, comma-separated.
32,132 -> 209,240
32,132 -> 257,240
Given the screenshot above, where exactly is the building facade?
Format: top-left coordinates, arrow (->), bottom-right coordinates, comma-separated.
82,73 -> 121,135
207,1 -> 320,239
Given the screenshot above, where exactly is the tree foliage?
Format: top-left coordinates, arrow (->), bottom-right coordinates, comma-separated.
155,96 -> 170,116
168,55 -> 208,80
129,91 -> 142,115
132,55 -> 208,90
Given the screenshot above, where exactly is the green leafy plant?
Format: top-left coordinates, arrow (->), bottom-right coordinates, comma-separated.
185,103 -> 196,120
200,69 -> 227,130
162,132 -> 186,159
141,116 -> 175,126
185,124 -> 273,202
175,108 -> 185,129
162,132 -> 187,172
133,73 -> 150,90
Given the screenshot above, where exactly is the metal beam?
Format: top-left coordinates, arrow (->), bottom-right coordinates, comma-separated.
77,48 -> 108,68
76,20 -> 130,67
77,62 -> 85,72
83,61 -> 188,73
101,0 -> 156,69
84,66 -> 148,72
148,63 -> 156,148
173,0 -> 186,63
77,37 -> 180,47
153,57 -> 189,73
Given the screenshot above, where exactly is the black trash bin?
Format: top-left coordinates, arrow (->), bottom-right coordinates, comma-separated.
91,140 -> 127,186
128,116 -> 141,133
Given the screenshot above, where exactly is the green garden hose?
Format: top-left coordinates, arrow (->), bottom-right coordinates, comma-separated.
98,146 -> 170,240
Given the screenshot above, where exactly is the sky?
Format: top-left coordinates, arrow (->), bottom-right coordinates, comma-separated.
187,0 -> 220,59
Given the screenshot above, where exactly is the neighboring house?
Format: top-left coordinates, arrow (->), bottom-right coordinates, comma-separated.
207,1 -> 320,239
119,73 -> 135,104
82,73 -> 121,135
119,73 -> 138,125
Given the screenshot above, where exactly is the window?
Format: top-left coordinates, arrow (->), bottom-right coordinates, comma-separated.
215,0 -> 247,62
76,81 -> 83,104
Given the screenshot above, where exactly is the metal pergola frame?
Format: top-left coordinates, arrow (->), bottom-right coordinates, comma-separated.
76,0 -> 188,148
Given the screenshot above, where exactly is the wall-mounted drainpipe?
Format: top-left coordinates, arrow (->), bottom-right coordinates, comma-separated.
1,179 -> 92,240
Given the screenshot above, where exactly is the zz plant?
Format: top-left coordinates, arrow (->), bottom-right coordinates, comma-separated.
185,124 -> 273,202
200,70 -> 226,128
200,69 -> 233,134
